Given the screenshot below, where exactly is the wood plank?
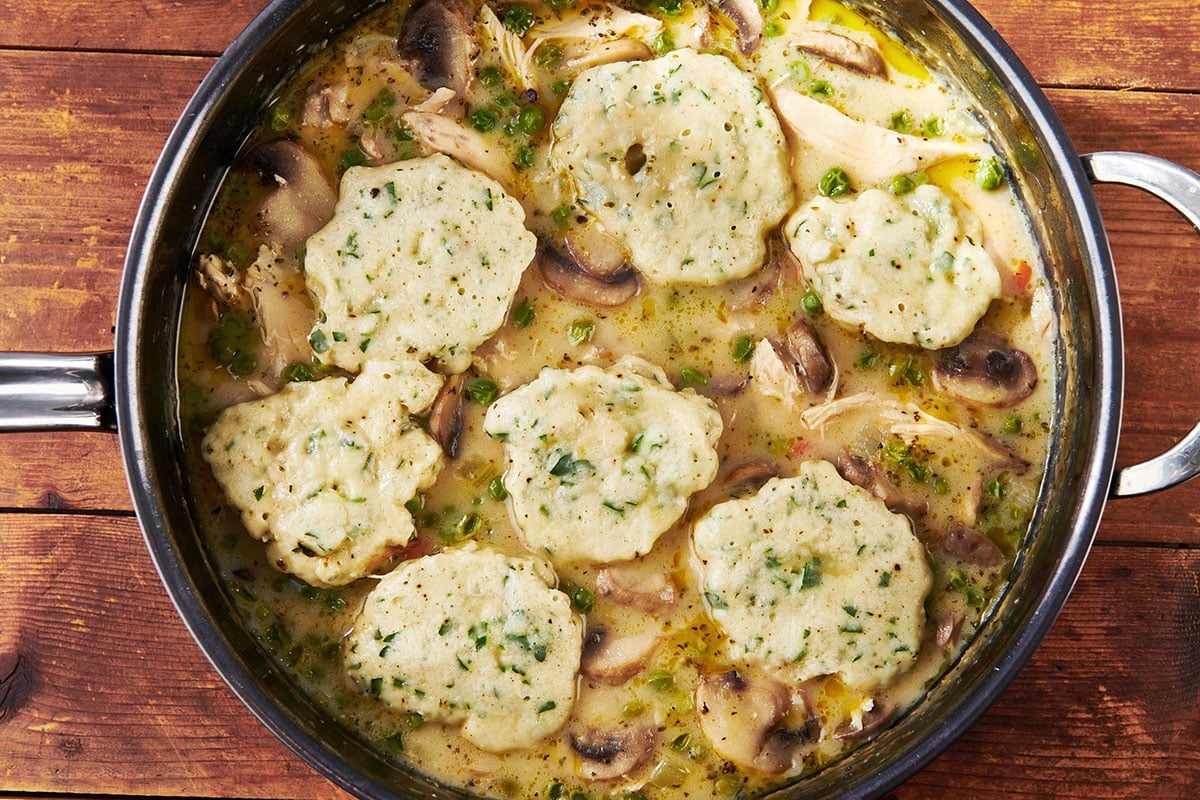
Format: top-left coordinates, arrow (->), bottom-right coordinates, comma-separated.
0,0 -> 1198,94
0,514 -> 349,798
0,0 -> 267,55
0,50 -> 213,352
0,432 -> 130,512
3,513 -> 1198,796
976,0 -> 1200,93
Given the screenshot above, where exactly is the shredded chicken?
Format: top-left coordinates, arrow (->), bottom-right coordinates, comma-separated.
770,86 -> 987,186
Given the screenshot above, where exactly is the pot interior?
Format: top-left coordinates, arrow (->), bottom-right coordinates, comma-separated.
117,0 -> 1121,796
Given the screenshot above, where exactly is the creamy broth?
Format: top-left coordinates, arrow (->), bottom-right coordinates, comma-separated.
178,0 -> 1056,796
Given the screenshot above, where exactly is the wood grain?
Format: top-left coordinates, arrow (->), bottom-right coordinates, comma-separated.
0,515 -> 348,798
3,515 -> 1198,797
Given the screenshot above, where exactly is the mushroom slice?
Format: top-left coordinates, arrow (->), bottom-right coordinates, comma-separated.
932,328 -> 1038,407
396,0 -> 477,96
401,110 -> 519,192
754,719 -> 821,774
835,450 -> 929,519
792,27 -> 887,78
580,626 -> 662,685
537,240 -> 641,308
833,700 -> 895,741
935,523 -> 1005,568
245,139 -> 338,252
570,726 -> 656,781
750,320 -> 835,404
301,81 -> 353,128
427,373 -> 466,458
724,459 -> 782,499
695,670 -> 793,772
708,0 -> 764,54
727,233 -> 800,312
595,562 -> 677,612
770,87 -> 986,186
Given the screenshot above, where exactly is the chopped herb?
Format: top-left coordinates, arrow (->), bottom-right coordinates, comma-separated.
889,109 -> 914,133
468,377 -> 499,405
657,0 -> 682,14
646,669 -> 674,691
986,477 -> 1007,501
1003,414 -> 1023,434
704,591 -> 728,610
383,730 -> 404,753
369,677 -> 383,696
253,486 -> 265,501
339,147 -> 368,170
878,571 -> 893,587
809,79 -> 832,97
567,318 -> 595,345
309,330 -> 330,354
732,335 -> 755,363
680,367 -> 707,388
651,32 -> 674,56
362,89 -> 396,124
923,116 -> 944,137
537,700 -> 557,713
800,557 -> 822,589
268,102 -> 291,131
549,452 -> 594,481
284,361 -> 314,383
488,475 -> 508,501
512,298 -> 536,327
551,204 -> 573,228
857,348 -> 879,369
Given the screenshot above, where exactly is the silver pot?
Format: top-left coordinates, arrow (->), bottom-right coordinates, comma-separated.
3,0 -> 1199,796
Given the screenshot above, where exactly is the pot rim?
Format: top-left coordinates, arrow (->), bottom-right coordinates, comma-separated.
114,0 -> 1124,797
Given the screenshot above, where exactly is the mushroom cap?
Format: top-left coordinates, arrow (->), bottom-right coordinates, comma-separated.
396,0 -> 477,96
933,328 -> 1038,407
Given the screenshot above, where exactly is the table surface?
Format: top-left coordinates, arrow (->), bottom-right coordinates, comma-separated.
2,1 -> 1199,797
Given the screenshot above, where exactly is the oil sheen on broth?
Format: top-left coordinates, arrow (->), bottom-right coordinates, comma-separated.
177,0 -> 1056,796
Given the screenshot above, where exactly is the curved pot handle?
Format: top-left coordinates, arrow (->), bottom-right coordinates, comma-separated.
1083,151 -> 1200,497
0,352 -> 117,432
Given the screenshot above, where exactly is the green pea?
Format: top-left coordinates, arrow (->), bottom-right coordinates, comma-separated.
469,108 -> 498,132
888,174 -> 916,195
976,157 -> 1006,190
516,104 -> 546,136
503,5 -> 535,36
818,167 -> 851,197
802,289 -> 824,314
478,66 -> 504,88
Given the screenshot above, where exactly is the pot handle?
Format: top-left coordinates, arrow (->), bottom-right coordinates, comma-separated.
1082,151 -> 1200,497
0,352 -> 117,432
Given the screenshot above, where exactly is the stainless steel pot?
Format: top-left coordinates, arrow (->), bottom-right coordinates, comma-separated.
3,0 -> 1200,797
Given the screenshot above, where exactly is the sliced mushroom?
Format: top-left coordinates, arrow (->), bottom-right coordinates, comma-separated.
933,609 -> 966,649
301,81 -> 353,128
402,110 -> 519,192
754,719 -> 821,774
695,670 -> 791,772
595,563 -> 677,612
833,700 -> 895,741
932,328 -> 1038,407
835,450 -> 929,519
570,726 -> 656,781
396,0 -> 477,97
427,373 -> 466,458
709,0 -> 764,54
750,320 -> 835,404
792,27 -> 887,78
244,139 -> 338,252
935,523 -> 1005,568
724,459 -> 781,498
580,626 -> 662,685
537,239 -> 641,308
727,233 -> 800,312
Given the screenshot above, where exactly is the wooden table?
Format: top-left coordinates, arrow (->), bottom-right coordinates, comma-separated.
2,0 -> 1198,797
